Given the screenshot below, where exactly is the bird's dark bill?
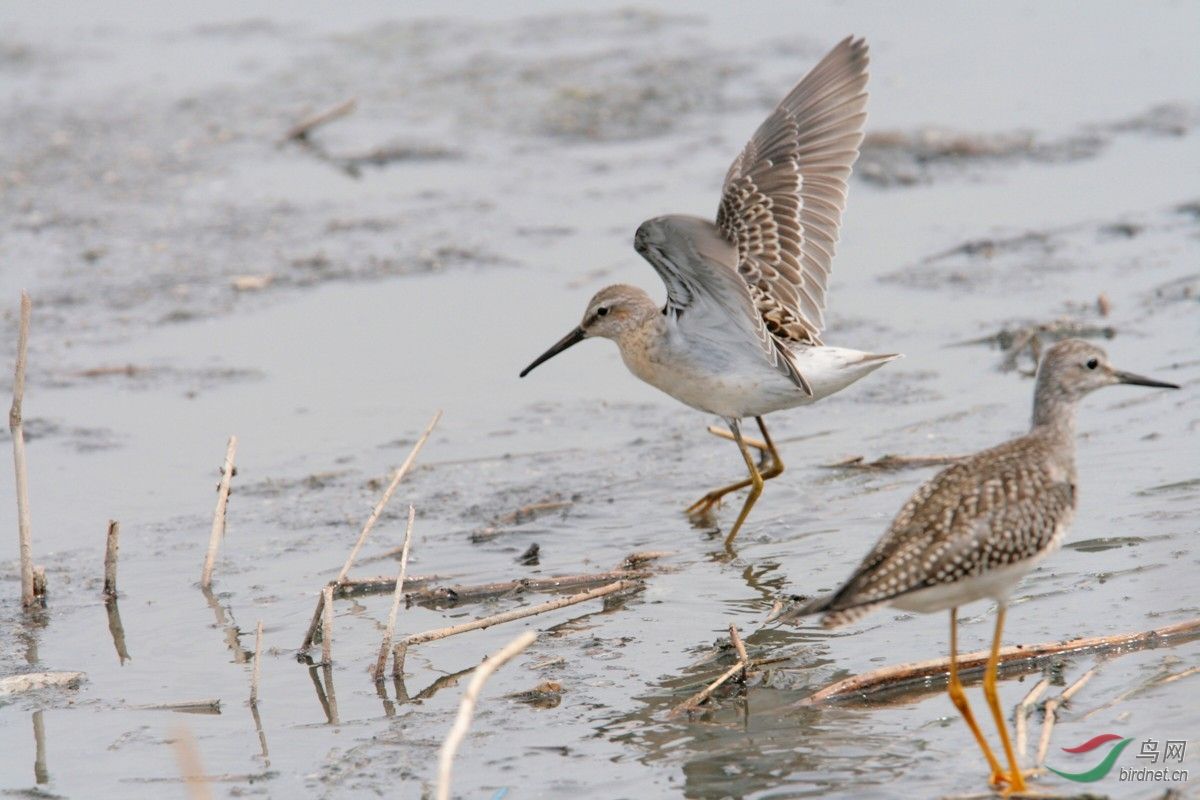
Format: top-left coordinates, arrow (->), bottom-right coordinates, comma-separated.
519,327 -> 587,377
1114,369 -> 1180,390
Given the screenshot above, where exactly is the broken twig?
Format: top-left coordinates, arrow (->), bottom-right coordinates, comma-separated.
668,625 -> 756,718
823,453 -> 965,471
321,585 -> 334,666
200,436 -> 238,588
335,410 -> 440,584
1015,677 -> 1050,760
103,520 -> 120,599
250,620 -> 264,707
799,617 -> 1200,705
393,580 -> 639,677
281,97 -> 357,143
1036,665 -> 1099,769
373,505 -> 416,680
10,291 -> 38,607
134,699 -> 222,714
435,631 -> 536,800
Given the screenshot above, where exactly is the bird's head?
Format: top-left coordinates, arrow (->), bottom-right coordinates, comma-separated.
519,285 -> 654,377
1036,339 -> 1179,402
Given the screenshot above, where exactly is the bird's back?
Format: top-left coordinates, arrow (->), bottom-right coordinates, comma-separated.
818,432 -> 1078,620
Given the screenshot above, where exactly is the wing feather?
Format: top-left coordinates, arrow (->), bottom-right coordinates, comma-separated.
716,36 -> 870,345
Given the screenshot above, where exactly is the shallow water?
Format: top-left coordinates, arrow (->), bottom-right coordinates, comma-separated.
1,2 -> 1198,798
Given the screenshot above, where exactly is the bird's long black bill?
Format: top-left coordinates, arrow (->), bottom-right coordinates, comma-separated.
1114,369 -> 1180,389
519,327 -> 587,377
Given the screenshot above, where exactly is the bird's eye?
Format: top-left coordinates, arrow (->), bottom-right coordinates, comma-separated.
596,307 -> 609,317
1086,358 -> 1098,370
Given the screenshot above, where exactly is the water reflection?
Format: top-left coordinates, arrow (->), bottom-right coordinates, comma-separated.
32,710 -> 48,785
105,598 -> 131,664
200,586 -> 253,664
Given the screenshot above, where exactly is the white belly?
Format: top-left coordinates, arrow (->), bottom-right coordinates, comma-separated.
623,342 -> 899,419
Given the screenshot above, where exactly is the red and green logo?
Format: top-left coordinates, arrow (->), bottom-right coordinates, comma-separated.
1048,734 -> 1134,783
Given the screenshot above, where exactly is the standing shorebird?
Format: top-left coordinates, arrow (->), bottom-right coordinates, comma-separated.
520,37 -> 898,547
773,339 -> 1179,792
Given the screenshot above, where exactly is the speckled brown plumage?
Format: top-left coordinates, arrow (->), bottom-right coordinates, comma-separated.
816,435 -> 1076,626
779,339 -> 1180,628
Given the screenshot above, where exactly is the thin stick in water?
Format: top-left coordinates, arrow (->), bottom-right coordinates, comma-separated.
373,505 -> 415,681
669,661 -> 747,718
200,436 -> 238,589
798,617 -> 1200,705
281,97 -> 357,142
335,411 -> 441,585
10,291 -> 35,607
250,621 -> 264,707
1035,696 -> 1059,769
435,631 -> 536,800
1015,677 -> 1049,760
321,585 -> 335,665
171,725 -> 214,800
103,520 -> 120,599
1034,664 -> 1100,768
729,624 -> 750,677
393,579 -> 639,677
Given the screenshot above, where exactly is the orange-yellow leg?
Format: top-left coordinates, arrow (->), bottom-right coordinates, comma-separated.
947,609 -> 1006,784
983,605 -> 1027,793
686,417 -> 784,520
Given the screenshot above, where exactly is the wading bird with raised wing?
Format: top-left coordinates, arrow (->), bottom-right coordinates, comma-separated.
520,37 -> 898,547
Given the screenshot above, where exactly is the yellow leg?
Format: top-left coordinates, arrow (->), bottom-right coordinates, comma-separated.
687,418 -> 783,518
983,605 -> 1027,793
946,609 -> 1006,783
721,419 -> 764,549
706,425 -> 769,453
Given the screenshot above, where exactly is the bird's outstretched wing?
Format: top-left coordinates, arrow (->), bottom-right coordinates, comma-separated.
635,215 -> 813,395
717,36 -> 869,346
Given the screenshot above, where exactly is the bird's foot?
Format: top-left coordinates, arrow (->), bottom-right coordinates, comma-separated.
989,767 -> 1033,795
685,492 -> 723,518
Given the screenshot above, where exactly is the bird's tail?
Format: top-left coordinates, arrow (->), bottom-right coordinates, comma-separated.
767,594 -> 883,629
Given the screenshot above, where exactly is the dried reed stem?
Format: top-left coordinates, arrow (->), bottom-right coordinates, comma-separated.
321,585 -> 334,666
403,568 -> 650,607
200,436 -> 238,589
300,591 -> 326,653
1014,677 -> 1049,760
669,662 -> 746,718
393,579 -> 639,677
171,725 -> 214,800
281,97 -> 357,142
1033,664 -> 1100,768
373,505 -> 415,680
103,520 -> 120,599
135,699 -> 222,713
729,624 -> 750,675
10,291 -> 35,607
335,410 -> 440,584
823,453 -> 965,471
250,620 -> 264,707
1035,696 -> 1059,769
800,617 -> 1200,705
435,631 -> 536,800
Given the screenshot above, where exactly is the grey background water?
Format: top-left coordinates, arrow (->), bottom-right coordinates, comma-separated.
1,2 -> 1197,798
